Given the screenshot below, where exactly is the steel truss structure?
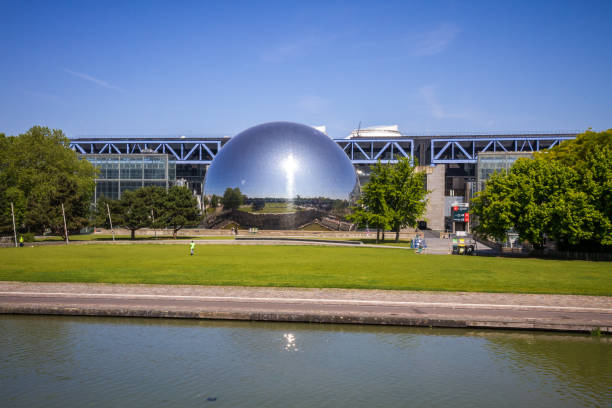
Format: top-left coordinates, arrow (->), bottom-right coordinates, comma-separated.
69,139 -> 223,164
69,138 -> 416,165
69,134 -> 576,165
430,136 -> 576,164
333,139 -> 414,164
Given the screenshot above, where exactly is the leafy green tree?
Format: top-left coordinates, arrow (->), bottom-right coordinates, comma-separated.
145,186 -> 168,232
95,186 -> 200,239
114,187 -> 165,240
222,187 -> 244,211
470,171 -> 514,242
473,156 -> 582,249
162,186 -> 201,238
94,195 -> 121,229
348,183 -> 391,243
542,128 -> 612,166
0,126 -> 95,237
386,157 -> 429,242
540,129 -> 612,248
201,194 -> 209,215
512,157 -> 578,249
210,194 -> 219,209
330,199 -> 351,220
251,198 -> 266,211
473,129 -> 612,251
116,190 -> 149,240
0,186 -> 26,235
349,158 -> 428,243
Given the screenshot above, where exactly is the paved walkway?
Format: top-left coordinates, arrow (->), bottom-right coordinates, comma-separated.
1,282 -> 610,333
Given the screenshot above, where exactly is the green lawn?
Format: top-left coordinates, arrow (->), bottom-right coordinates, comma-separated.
1,244 -> 610,295
350,239 -> 415,247
37,235 -> 233,242
301,238 -> 416,247
248,202 -> 302,213
299,223 -> 332,231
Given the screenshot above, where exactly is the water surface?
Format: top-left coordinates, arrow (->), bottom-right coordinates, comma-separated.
1,315 -> 610,407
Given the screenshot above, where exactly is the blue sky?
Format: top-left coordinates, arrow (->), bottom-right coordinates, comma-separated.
1,0 -> 611,138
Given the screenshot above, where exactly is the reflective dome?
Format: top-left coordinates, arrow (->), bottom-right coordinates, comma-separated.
204,122 -> 359,230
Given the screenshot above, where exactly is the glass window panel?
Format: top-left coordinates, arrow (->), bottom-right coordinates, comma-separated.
104,158 -> 119,179
96,181 -> 119,201
120,180 -> 142,196
144,180 -> 167,188
130,162 -> 142,179
120,157 -> 131,179
168,161 -> 176,181
144,156 -> 165,179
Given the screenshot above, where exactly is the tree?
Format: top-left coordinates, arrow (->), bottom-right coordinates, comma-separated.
511,157 -> 578,249
210,194 -> 220,209
386,157 -> 429,242
94,195 -> 121,229
348,158 -> 428,243
0,187 -> 26,235
162,186 -> 201,238
251,198 -> 266,211
470,171 -> 515,242
330,199 -> 351,220
348,182 -> 391,243
539,129 -> 612,248
201,194 -> 209,212
116,190 -> 149,240
472,129 -> 612,251
114,187 -> 165,240
473,156 -> 583,249
542,128 -> 612,166
145,186 -> 168,232
222,187 -> 244,211
95,186 -> 201,239
0,126 -> 95,237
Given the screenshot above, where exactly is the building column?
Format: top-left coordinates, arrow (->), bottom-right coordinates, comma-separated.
422,164 -> 445,231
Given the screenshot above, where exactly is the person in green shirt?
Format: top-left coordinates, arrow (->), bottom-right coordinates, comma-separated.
19,236 -> 24,247
189,240 -> 195,256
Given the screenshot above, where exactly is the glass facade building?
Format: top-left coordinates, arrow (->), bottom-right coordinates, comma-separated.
84,154 -> 176,203
476,152 -> 532,192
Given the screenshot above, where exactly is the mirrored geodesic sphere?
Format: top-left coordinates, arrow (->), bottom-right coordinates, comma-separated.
204,122 -> 360,230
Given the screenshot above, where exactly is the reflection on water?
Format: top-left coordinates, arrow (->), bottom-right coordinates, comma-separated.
0,316 -> 610,408
283,333 -> 298,352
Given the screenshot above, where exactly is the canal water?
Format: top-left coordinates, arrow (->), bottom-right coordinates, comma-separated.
1,315 -> 610,407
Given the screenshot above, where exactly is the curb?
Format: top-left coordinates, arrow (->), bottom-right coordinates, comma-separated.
1,304 -> 608,334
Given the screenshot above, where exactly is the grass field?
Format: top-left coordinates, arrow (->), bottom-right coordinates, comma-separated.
352,239 -> 415,247
37,235 -> 234,242
1,244 -> 610,295
299,223 -> 332,231
248,202 -> 302,214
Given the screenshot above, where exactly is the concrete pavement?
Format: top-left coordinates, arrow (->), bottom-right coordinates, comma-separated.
0,282 -> 610,333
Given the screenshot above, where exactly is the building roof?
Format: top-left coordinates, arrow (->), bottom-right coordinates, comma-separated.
345,125 -> 402,139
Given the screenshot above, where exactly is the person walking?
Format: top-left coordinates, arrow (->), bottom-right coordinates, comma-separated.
19,235 -> 24,247
189,240 -> 195,256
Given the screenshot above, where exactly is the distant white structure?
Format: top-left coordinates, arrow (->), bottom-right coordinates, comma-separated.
346,125 -> 401,139
312,125 -> 327,135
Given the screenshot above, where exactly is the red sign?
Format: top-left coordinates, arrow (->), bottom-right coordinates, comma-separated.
452,205 -> 469,222
464,213 -> 470,222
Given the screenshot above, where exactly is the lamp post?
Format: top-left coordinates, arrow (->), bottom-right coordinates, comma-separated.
107,203 -> 115,241
10,202 -> 17,248
61,203 -> 69,245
